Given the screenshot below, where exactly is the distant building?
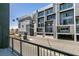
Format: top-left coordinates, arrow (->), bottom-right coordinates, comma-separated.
17,14 -> 35,36
18,3 -> 79,42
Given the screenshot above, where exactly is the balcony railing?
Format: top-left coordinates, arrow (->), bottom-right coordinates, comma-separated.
58,30 -> 70,33
9,37 -> 76,56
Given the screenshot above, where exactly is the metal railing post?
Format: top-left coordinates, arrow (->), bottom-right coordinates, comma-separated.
20,40 -> 22,56
37,46 -> 39,56
12,38 -> 14,53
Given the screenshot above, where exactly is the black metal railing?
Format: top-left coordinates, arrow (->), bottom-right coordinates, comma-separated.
9,37 -> 76,56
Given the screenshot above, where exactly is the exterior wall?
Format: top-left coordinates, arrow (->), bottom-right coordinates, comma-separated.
75,3 -> 79,16
0,3 -> 9,48
75,3 -> 79,41
19,20 -> 30,35
18,15 -> 35,36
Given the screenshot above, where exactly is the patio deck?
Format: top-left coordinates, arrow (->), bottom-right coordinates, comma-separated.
0,48 -> 16,56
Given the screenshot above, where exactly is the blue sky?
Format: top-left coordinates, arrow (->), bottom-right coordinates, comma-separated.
10,3 -> 50,29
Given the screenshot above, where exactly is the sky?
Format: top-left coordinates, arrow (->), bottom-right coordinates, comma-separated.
10,3 -> 50,29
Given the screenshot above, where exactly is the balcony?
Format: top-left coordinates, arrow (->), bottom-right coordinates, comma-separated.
58,30 -> 70,33
0,36 -> 78,56
57,26 -> 70,33
0,48 -> 16,56
0,3 -> 77,56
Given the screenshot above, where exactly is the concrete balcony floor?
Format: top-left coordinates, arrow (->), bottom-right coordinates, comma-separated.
0,48 -> 16,56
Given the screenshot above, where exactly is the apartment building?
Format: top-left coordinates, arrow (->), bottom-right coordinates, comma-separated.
18,3 -> 79,42
17,15 -> 34,36
36,4 -> 56,38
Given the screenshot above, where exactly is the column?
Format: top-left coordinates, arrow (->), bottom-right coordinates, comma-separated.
74,3 -> 77,42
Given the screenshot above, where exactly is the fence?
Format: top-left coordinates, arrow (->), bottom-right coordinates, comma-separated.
9,37 -> 76,56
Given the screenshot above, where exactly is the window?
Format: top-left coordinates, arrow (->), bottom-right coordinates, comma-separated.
38,17 -> 44,27
68,18 -> 74,24
63,19 -> 67,25
60,18 -> 74,25
45,22 -> 53,32
60,10 -> 74,18
45,27 -> 53,32
22,25 -> 24,28
60,10 -> 74,25
76,26 -> 79,33
60,3 -> 73,10
38,11 -> 44,17
18,23 -> 20,28
45,22 -> 53,26
76,17 -> 79,24
38,23 -> 44,27
38,17 -> 44,23
47,14 -> 55,20
45,8 -> 53,14
37,28 -> 43,32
